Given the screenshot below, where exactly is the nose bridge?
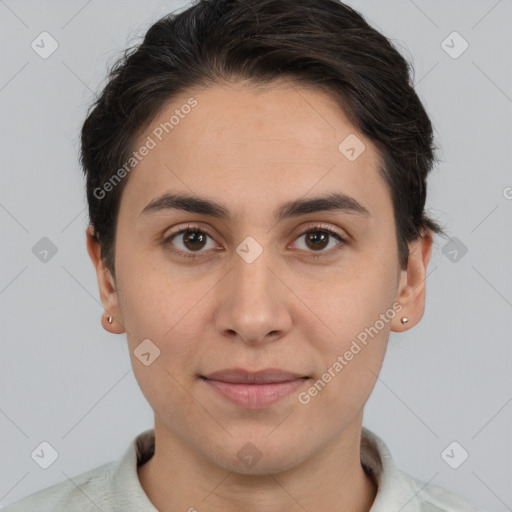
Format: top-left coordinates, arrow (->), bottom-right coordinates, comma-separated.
231,239 -> 278,312
231,220 -> 277,292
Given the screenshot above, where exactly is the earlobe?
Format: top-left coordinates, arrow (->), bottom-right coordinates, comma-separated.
86,225 -> 125,334
100,311 -> 124,334
391,230 -> 434,332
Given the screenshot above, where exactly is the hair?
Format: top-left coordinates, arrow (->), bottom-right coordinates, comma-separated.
80,0 -> 447,278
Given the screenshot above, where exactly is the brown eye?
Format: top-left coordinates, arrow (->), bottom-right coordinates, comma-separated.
181,229 -> 208,251
304,230 -> 330,251
293,227 -> 347,257
163,226 -> 218,258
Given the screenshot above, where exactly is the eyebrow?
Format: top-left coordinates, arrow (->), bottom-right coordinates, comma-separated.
139,191 -> 371,222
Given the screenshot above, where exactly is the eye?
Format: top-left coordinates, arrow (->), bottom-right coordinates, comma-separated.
291,225 -> 347,258
163,224 -> 218,258
162,223 -> 347,259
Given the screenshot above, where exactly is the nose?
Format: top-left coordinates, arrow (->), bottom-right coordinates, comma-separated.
214,247 -> 293,346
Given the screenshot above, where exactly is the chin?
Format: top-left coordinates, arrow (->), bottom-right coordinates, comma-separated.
206,435 -> 311,476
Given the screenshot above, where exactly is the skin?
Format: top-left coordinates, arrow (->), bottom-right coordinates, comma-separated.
87,79 -> 433,512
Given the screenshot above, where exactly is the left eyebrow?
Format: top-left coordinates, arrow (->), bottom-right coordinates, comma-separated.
138,191 -> 371,222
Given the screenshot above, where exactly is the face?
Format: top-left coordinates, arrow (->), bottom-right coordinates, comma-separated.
88,79 -> 431,474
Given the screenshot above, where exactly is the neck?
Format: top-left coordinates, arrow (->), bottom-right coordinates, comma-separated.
138,416 -> 377,512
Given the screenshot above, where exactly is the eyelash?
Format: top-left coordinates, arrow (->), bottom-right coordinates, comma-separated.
162,223 -> 348,260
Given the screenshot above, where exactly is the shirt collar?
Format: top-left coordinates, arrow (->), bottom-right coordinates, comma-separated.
360,426 -> 426,511
110,426 -> 432,511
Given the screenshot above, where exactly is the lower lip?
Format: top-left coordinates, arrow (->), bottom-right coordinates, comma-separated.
202,378 -> 308,408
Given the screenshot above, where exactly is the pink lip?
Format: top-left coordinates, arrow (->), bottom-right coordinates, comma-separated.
201,368 -> 309,408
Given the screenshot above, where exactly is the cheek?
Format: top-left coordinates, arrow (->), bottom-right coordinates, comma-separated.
301,312 -> 389,421
116,257 -> 207,374
120,279 -> 202,422
302,260 -> 396,402
115,248 -> 178,335
305,257 -> 396,341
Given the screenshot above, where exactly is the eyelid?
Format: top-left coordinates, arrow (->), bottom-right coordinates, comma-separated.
162,221 -> 348,258
163,222 -> 216,241
293,221 -> 348,241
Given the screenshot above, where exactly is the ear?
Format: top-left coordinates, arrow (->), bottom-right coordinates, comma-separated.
391,229 -> 433,332
86,225 -> 125,334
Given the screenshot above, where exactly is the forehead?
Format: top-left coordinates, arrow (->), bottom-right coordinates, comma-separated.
121,80 -> 392,226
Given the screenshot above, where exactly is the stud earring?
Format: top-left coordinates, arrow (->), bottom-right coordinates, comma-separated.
400,317 -> 409,324
107,315 -> 113,324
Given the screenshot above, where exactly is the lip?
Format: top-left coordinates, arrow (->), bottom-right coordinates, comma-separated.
203,368 -> 307,383
201,368 -> 309,408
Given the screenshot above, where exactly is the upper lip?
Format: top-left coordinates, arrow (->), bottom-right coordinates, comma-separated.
202,368 -> 308,384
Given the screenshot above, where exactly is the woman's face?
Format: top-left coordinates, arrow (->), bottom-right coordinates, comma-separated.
89,80 -> 431,473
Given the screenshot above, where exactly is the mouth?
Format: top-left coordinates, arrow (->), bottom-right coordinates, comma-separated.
200,368 -> 310,408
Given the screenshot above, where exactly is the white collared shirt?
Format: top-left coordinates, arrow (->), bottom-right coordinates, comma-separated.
2,427 -> 482,511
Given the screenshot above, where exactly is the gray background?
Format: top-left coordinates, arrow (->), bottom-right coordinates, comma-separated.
0,0 -> 511,510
